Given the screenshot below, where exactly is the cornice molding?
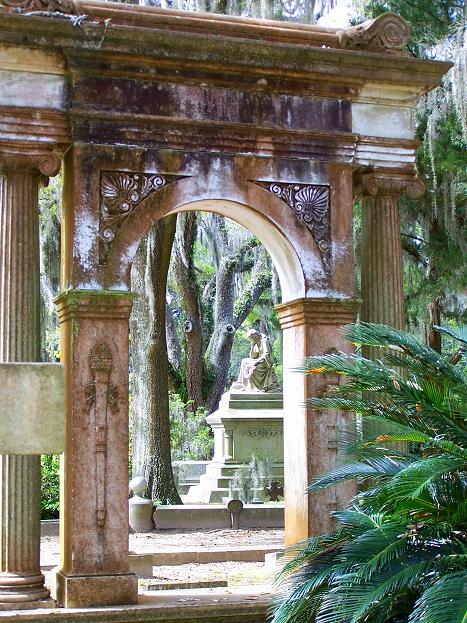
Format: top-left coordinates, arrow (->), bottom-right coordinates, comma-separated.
54,290 -> 134,323
0,11 -> 451,98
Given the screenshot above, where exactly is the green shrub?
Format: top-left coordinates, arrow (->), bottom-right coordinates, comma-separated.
169,393 -> 213,460
273,323 -> 467,623
41,454 -> 60,519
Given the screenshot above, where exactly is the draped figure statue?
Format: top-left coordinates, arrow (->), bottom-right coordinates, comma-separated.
233,329 -> 279,392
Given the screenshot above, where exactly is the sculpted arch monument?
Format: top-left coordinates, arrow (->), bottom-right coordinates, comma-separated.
0,1 -> 449,609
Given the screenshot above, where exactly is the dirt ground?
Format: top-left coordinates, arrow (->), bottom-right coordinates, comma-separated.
41,528 -> 284,589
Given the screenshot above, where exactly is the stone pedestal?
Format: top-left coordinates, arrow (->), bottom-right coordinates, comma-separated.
0,168 -> 52,608
54,290 -> 137,608
187,391 -> 284,503
276,298 -> 360,545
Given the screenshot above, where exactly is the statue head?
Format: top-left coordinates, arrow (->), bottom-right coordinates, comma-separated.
246,328 -> 261,343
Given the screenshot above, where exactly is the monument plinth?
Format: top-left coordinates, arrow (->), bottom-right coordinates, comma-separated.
186,389 -> 284,503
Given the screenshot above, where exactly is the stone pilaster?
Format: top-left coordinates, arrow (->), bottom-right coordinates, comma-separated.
276,297 -> 360,546
54,290 -> 137,608
0,160 -> 58,608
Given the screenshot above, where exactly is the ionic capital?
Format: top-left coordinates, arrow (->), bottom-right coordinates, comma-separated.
361,171 -> 425,200
0,145 -> 62,177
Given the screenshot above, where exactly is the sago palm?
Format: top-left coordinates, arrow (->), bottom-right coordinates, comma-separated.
272,323 -> 467,623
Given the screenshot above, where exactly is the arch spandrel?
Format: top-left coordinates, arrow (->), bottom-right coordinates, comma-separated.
100,174 -> 329,303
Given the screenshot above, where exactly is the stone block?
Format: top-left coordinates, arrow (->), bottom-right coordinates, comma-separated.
129,554 -> 153,578
0,363 -> 65,454
54,571 -> 138,608
153,503 -> 284,530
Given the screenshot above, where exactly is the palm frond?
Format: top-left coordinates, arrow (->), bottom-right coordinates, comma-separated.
409,570 -> 467,623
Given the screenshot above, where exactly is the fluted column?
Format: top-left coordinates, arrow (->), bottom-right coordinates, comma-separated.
0,152 -> 60,608
360,172 -> 424,354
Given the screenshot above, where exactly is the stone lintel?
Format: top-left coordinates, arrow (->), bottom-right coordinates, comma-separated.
276,297 -> 360,330
0,363 -> 64,454
54,571 -> 138,609
54,290 -> 134,323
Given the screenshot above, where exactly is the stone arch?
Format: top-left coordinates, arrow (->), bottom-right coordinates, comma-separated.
101,175 -> 324,302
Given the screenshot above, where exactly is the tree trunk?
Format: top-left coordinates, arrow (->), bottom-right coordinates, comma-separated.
426,220 -> 442,353
174,212 -> 204,412
130,217 -> 181,504
205,248 -> 271,413
427,295 -> 442,352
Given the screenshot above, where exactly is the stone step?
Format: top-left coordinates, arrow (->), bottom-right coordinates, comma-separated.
0,586 -> 272,622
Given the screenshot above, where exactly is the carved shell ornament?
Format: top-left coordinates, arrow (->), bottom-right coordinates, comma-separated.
254,181 -> 331,272
99,171 -> 185,264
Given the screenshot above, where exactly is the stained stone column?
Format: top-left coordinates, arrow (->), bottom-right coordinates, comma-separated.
0,162 -> 57,608
54,290 -> 138,609
360,172 -> 424,355
276,298 -> 360,546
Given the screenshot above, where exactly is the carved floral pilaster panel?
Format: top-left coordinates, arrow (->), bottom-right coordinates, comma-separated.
99,171 -> 185,264
253,181 -> 331,271
85,342 -> 119,528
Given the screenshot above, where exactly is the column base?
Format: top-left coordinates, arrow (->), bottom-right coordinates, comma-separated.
54,571 -> 138,608
0,598 -> 55,611
0,572 -> 50,605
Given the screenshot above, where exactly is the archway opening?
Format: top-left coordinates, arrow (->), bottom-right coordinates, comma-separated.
127,203 -> 297,590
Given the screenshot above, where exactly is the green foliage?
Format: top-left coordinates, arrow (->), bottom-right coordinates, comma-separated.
41,455 -> 60,520
273,323 -> 467,623
169,392 -> 213,460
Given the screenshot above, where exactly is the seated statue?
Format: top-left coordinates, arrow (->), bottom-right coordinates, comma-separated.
232,329 -> 279,392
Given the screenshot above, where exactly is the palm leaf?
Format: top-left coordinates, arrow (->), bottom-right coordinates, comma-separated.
409,570 -> 467,623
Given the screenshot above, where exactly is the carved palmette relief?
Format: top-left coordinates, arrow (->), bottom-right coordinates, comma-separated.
85,342 -> 119,528
99,171 -> 185,264
254,181 -> 331,271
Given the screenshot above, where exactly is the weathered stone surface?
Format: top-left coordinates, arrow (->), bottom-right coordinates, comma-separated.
187,391 -> 283,504
360,172 -> 425,338
276,298 -> 360,545
0,363 -> 64,454
53,290 -> 137,608
0,586 -> 272,622
129,499 -> 154,534
0,3 -> 448,611
153,504 -> 284,531
129,554 -> 153,579
55,572 -> 138,609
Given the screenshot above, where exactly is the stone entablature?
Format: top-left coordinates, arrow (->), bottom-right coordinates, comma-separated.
0,5 -> 450,169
